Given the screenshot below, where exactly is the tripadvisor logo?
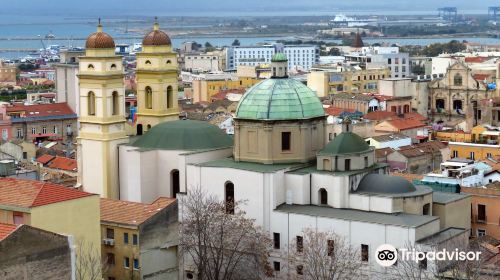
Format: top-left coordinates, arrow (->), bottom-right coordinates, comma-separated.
375,244 -> 482,267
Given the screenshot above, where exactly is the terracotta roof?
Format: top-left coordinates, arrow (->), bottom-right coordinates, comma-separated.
0,223 -> 18,241
36,154 -> 55,165
397,147 -> 428,158
6,102 -> 76,118
404,112 -> 427,122
375,147 -> 394,158
464,57 -> 489,63
385,119 -> 425,130
397,141 -> 445,158
86,25 -> 115,49
0,178 -> 94,208
46,156 -> 77,172
100,197 -> 176,226
325,107 -> 357,116
389,172 -> 424,182
364,111 -> 396,121
473,74 -> 490,82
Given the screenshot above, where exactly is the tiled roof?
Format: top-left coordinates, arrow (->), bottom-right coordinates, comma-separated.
6,102 -> 76,118
0,178 -> 94,208
36,154 -> 55,165
0,223 -> 18,241
473,74 -> 490,82
404,112 -> 427,122
397,147 -> 428,158
324,107 -> 357,116
464,57 -> 489,63
46,156 -> 77,171
364,111 -> 396,121
100,197 -> 176,226
370,133 -> 410,142
375,147 -> 394,158
386,119 -> 425,130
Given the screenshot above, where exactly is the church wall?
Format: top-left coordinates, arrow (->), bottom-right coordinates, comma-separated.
79,139 -> 104,196
311,174 -> 349,208
402,193 -> 433,215
139,150 -> 159,203
119,146 -> 143,202
349,194 -> 395,213
284,173 -> 310,205
414,219 -> 440,241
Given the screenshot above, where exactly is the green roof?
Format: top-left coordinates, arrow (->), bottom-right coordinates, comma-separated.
271,52 -> 288,62
276,204 -> 438,228
195,157 -> 306,173
318,132 -> 371,155
235,78 -> 325,120
131,120 -> 233,151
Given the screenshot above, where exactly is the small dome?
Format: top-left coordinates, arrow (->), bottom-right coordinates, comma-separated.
86,24 -> 115,49
131,120 -> 232,150
235,78 -> 324,120
319,132 -> 371,155
143,21 -> 171,46
357,174 -> 417,194
272,53 -> 288,62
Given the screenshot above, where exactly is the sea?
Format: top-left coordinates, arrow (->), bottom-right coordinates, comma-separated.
0,14 -> 499,60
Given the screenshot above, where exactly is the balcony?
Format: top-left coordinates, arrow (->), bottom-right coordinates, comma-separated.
102,238 -> 115,246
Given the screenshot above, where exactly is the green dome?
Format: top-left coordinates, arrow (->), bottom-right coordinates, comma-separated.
319,132 -> 371,155
131,120 -> 233,150
271,53 -> 288,62
235,78 -> 325,120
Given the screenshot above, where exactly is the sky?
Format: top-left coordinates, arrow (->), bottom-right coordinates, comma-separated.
2,0 -> 498,16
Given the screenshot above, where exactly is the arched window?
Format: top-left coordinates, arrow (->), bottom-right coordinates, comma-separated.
166,60 -> 172,64
110,64 -> 117,70
171,169 -> 180,198
225,181 -> 235,214
112,91 -> 119,115
436,99 -> 445,111
87,64 -> 95,70
453,100 -> 463,112
145,86 -> 153,109
403,105 -> 410,113
423,203 -> 430,215
88,91 -> 96,116
167,86 -> 173,109
319,188 -> 328,205
453,73 -> 462,86
147,124 -> 151,130
145,60 -> 152,65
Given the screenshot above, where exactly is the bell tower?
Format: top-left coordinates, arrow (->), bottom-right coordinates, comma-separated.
77,20 -> 128,199
135,18 -> 179,134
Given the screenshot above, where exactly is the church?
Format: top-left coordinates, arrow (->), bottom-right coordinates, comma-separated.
77,22 -> 471,279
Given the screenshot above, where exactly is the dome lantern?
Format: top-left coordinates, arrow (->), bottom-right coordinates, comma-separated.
271,53 -> 288,78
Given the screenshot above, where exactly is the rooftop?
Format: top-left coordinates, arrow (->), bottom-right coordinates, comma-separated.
382,118 -> 426,130
194,157 -> 305,173
276,204 -> 438,228
46,156 -> 77,172
432,191 -> 470,205
332,93 -> 375,102
6,103 -> 76,121
417,227 -> 467,245
0,223 -> 18,241
101,197 -> 176,226
0,178 -> 94,209
369,133 -> 410,143
319,132 -> 372,155
36,154 -> 55,165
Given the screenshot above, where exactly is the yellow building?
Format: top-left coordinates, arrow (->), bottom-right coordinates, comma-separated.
77,21 -> 128,199
192,74 -> 261,103
307,65 -> 390,97
440,125 -> 500,161
448,142 -> 500,161
100,197 -> 178,280
0,178 -> 101,275
135,19 -> 179,134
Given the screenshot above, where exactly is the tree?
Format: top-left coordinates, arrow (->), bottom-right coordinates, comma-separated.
288,228 -> 363,280
179,188 -> 273,280
204,42 -> 213,48
231,39 -> 241,46
75,240 -> 108,280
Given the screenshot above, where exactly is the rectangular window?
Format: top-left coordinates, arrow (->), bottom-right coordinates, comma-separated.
327,240 -> 335,256
487,153 -> 492,159
296,236 -> 303,253
296,265 -> 304,275
133,234 -> 138,245
273,261 -> 280,272
53,126 -> 58,134
106,228 -> 114,239
329,133 -> 333,141
13,212 -> 23,225
107,253 -> 115,265
345,159 -> 351,171
124,257 -> 130,268
478,229 -> 486,237
133,258 -> 139,270
42,127 -> 47,134
388,58 -> 392,64
31,127 -> 36,134
124,233 -> 129,244
361,244 -> 369,262
273,232 -> 280,249
281,132 -> 291,151
22,152 -> 27,160
477,204 -> 486,222
16,128 -> 22,138
470,152 -> 475,160
452,150 -> 458,158
364,156 -> 368,168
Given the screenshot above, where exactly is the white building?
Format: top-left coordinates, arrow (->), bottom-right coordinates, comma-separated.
55,49 -> 84,116
226,44 -> 319,71
117,54 -> 471,278
365,133 -> 412,149
346,47 -> 410,79
421,158 -> 494,187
